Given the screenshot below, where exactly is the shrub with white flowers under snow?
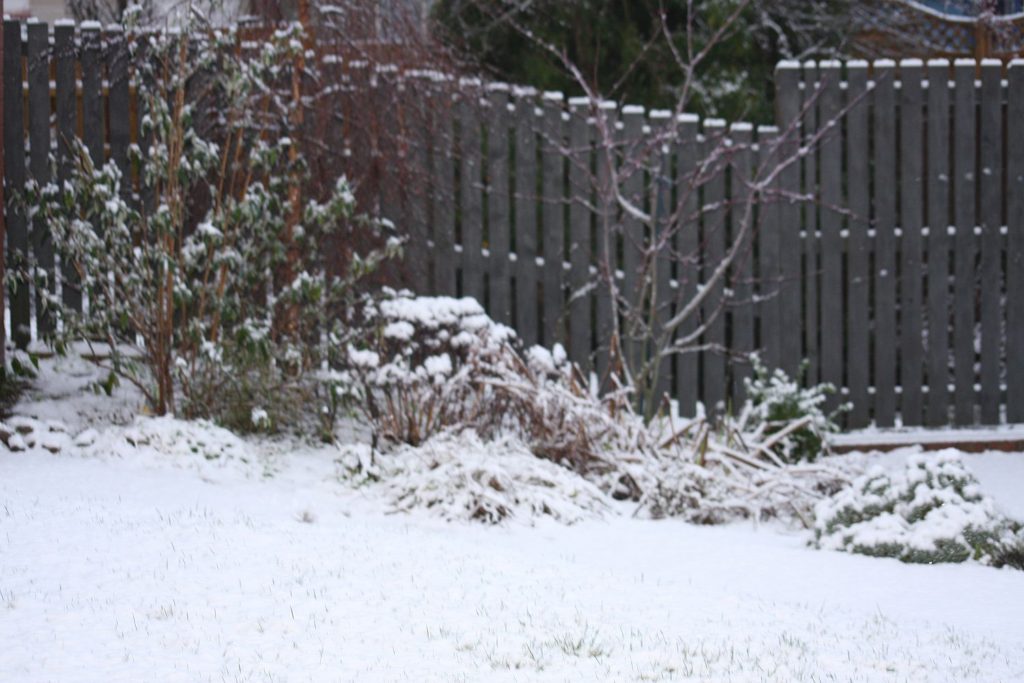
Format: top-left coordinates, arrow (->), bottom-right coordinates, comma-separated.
814,451 -> 1024,568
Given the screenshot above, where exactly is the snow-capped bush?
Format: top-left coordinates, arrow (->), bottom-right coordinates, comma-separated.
743,356 -> 845,463
346,291 -> 624,479
814,452 -> 1024,569
342,293 -> 853,525
23,21 -> 397,434
338,430 -> 611,524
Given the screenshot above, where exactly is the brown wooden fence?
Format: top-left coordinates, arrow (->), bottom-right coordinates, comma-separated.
3,20 -> 1024,429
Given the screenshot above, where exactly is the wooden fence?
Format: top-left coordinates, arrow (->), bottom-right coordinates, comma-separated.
402,58 -> 1024,429
3,20 -> 1024,428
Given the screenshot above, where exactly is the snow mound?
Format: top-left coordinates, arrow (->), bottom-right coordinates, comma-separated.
814,450 -> 1024,568
338,430 -> 611,525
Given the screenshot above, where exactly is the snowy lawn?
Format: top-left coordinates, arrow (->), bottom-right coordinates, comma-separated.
1,357 -> 1023,681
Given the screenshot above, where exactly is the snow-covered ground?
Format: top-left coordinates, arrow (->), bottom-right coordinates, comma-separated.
2,355 -> 1023,681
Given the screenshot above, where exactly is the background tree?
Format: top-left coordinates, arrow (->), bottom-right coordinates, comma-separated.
432,0 -> 852,122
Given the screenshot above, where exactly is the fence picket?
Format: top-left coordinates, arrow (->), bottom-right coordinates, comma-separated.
1008,61 -> 1024,424
802,61 -> 820,386
702,120 -> 727,415
729,123 -> 754,407
459,92 -> 484,304
674,115 -> 700,417
514,92 -> 539,346
4,20 -> 29,348
926,59 -> 951,426
567,99 -> 592,373
541,94 -> 565,348
755,126 -> 781,372
487,86 -> 512,323
53,22 -> 80,313
818,61 -> 843,414
27,22 -> 54,337
774,63 -> 802,379
873,60 -> 898,427
620,106 -> 645,380
432,88 -> 456,298
846,62 -> 871,428
899,60 -> 925,426
978,60 -> 1002,425
953,60 -> 977,425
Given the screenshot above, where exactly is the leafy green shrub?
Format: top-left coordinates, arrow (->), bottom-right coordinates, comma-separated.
23,21 -> 397,435
742,357 -> 845,463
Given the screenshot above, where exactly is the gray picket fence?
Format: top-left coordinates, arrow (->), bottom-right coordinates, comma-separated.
3,20 -> 1023,428
398,58 -> 1024,429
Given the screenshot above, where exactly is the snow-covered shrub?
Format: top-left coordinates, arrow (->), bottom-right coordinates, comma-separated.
346,292 -> 624,479
743,357 -> 845,463
338,430 -> 611,524
24,21 -> 397,432
814,452 -> 1024,569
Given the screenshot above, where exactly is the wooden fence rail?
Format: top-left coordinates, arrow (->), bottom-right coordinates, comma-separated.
3,20 -> 1023,428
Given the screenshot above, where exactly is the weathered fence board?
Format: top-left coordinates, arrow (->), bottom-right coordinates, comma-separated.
846,62 -> 871,428
27,22 -> 53,337
675,115 -> 700,417
540,95 -> 565,349
873,60 -> 898,428
925,58 -> 951,426
978,60 -> 1003,425
567,99 -> 591,374
4,19 -> 29,348
486,86 -> 512,324
899,59 -> 925,427
458,93 -> 484,304
729,123 -> 754,408
953,60 -> 977,425
513,92 -> 539,347
1009,61 -> 1024,424
818,62 -> 843,415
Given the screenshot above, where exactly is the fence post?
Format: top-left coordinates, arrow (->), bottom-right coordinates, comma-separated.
1008,60 -> 1024,424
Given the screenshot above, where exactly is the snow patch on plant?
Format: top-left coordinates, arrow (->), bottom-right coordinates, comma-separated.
814,451 -> 1024,568
337,431 -> 611,525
